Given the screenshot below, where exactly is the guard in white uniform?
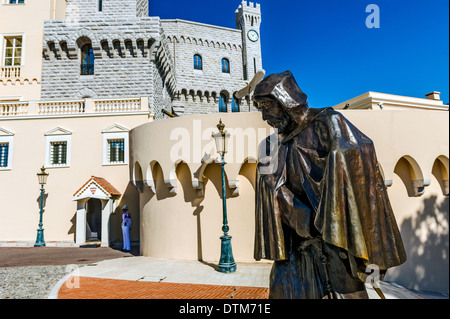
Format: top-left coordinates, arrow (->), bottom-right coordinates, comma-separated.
121,205 -> 132,251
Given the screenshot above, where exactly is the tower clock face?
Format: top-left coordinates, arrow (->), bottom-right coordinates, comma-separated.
248,29 -> 259,42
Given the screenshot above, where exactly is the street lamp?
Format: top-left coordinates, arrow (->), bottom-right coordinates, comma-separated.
212,119 -> 236,273
34,166 -> 49,247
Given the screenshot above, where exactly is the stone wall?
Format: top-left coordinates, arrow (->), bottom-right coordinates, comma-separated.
40,0 -> 261,116
65,0 -> 148,20
41,16 -> 161,100
161,19 -> 256,115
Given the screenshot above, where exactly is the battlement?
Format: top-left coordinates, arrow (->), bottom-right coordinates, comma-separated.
65,0 -> 148,20
235,0 -> 261,28
235,0 -> 261,15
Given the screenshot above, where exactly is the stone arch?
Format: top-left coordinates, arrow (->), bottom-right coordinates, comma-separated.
75,35 -> 95,49
377,162 -> 392,187
181,89 -> 188,101
237,157 -> 258,191
124,38 -> 135,57
394,156 -> 427,197
432,155 -> 449,196
75,87 -> 97,99
189,89 -> 196,102
143,160 -> 158,193
59,40 -> 70,59
133,161 -> 144,193
149,161 -> 173,199
100,39 -> 112,58
136,38 -> 146,57
46,40 -> 59,60
112,39 -> 123,57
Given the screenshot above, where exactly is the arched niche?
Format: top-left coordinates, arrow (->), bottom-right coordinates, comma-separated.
432,155 -> 449,196
394,156 -> 428,197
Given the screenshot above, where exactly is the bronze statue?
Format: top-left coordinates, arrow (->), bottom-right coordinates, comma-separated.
253,71 -> 407,299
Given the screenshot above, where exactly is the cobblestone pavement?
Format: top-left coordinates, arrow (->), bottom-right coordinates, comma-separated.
0,265 -> 79,299
0,246 -> 136,299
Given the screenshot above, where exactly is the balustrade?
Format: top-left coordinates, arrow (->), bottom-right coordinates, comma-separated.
0,97 -> 144,117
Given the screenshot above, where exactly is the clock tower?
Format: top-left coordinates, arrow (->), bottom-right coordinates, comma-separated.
235,1 -> 262,81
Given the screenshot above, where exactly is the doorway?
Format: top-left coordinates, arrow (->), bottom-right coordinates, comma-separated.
86,198 -> 102,241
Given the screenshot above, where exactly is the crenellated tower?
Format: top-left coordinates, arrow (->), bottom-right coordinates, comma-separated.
235,1 -> 262,81
64,0 -> 149,20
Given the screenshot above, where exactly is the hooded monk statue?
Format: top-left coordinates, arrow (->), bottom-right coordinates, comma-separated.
253,71 -> 407,299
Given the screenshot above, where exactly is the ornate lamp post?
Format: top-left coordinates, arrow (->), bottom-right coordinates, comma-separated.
34,166 -> 49,247
212,119 -> 236,273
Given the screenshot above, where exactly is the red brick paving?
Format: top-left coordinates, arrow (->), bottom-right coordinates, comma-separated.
58,276 -> 269,299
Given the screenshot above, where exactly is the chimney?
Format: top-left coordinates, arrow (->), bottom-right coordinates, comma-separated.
425,91 -> 441,101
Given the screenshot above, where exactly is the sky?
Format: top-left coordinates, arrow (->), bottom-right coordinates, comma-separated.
149,0 -> 449,108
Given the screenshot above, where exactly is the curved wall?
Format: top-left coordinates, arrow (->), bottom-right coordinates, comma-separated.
130,110 -> 449,292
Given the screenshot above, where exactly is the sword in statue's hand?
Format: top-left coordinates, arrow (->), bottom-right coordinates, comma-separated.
235,70 -> 266,99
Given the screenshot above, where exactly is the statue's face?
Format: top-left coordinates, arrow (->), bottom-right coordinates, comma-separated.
255,97 -> 295,134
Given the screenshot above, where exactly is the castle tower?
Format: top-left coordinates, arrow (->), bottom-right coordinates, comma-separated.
235,1 -> 262,81
41,0 -> 165,102
65,0 -> 149,20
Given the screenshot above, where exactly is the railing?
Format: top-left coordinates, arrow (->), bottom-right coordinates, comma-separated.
94,98 -> 142,113
38,100 -> 85,115
80,64 -> 94,76
0,102 -> 28,116
0,97 -> 148,117
1,66 -> 21,79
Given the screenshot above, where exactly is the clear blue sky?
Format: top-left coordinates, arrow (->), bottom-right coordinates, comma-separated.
149,0 -> 449,107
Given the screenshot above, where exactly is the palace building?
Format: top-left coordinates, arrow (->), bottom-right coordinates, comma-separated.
0,0 -> 448,294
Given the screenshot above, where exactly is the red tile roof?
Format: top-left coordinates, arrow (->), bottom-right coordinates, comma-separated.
73,176 -> 121,197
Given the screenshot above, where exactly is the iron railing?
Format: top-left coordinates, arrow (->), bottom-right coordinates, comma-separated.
80,64 -> 94,75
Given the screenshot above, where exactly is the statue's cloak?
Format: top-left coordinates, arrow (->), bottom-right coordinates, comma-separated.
254,72 -> 407,272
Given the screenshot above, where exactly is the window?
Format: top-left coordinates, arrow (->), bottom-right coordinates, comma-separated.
98,0 -> 102,11
0,143 -> 9,168
108,139 -> 125,163
80,43 -> 94,75
102,124 -> 129,166
45,128 -> 71,168
0,129 -> 14,170
222,58 -> 230,73
193,54 -> 202,70
219,94 -> 227,112
8,0 -> 25,4
231,97 -> 240,112
50,142 -> 67,165
3,37 -> 22,66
